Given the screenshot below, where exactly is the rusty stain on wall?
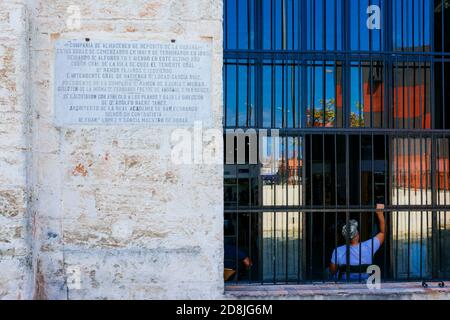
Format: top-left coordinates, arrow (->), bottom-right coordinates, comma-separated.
72,164 -> 88,177
33,261 -> 48,300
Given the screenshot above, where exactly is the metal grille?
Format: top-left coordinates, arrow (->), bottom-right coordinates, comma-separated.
223,0 -> 450,284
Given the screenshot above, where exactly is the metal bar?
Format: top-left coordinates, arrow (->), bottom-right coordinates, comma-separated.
309,134 -> 313,282
408,135 -> 411,280
273,209 -> 276,283
395,136 -> 399,279
297,134 -> 301,283
334,134 -> 338,281
322,133 -> 326,282
420,136 -> 424,279
384,133 -> 388,279
225,206 -> 450,213
346,133 -> 350,282
222,0 -> 450,286
301,133 -> 306,281
224,49 -> 450,58
370,58 -> 373,128
285,135 -> 289,283
223,127 -> 450,135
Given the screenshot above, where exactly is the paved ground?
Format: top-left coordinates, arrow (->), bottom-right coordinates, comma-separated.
225,282 -> 450,300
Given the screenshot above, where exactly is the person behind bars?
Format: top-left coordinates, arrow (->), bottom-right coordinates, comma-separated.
329,204 -> 385,281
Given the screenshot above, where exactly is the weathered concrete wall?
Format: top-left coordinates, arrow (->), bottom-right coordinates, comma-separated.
0,0 -> 32,300
0,0 -> 224,301
27,0 -> 224,299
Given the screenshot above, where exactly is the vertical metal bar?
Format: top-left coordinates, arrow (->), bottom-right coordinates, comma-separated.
394,57 -> 399,129
313,0 -> 316,50
412,0 -> 415,51
442,60 -> 446,129
298,209 -> 301,283
271,59 -> 274,127
282,0 -> 286,50
359,134 -> 362,207
357,0 -> 361,50
431,135 -> 438,278
442,0 -> 445,54
297,62 -> 301,129
312,62 -> 316,127
281,60 -> 285,128
445,129 -> 449,208
372,133 -> 375,208
322,134 -> 326,282
335,61 -> 338,128
414,60 -> 417,129
368,0 -> 372,51
395,136 -> 399,279
401,0 -> 404,51
420,136 -> 424,279
249,211 -> 252,283
419,59 -> 423,129
271,0 -> 275,50
384,133 -> 388,279
323,133 -> 326,207
297,135 -> 301,283
286,208 -> 289,283
273,209 -> 276,283
426,136 -> 429,205
247,0 -> 251,50
440,136 -> 443,275
236,211 -> 239,283
235,60 -> 239,128
445,136 -> 449,277
285,136 -> 289,283
309,134 -> 313,282
334,133 -> 338,207
323,0 -> 327,50
334,0 -> 337,51
334,134 -> 338,281
370,58 -> 374,128
236,0 -> 239,48
323,61 -> 326,127
291,0 -> 295,51
301,59 -> 307,128
371,133 -> 375,276
247,60 -> 250,127
358,214 -> 362,283
445,134 -> 449,278
431,5 -> 436,130
359,61 -> 362,126
395,56 -> 404,129
259,210 -> 263,284
346,134 -> 350,281
302,133 -> 307,281
439,134 -> 444,275
407,136 -> 411,280
224,61 -> 228,128
407,62 -> 411,130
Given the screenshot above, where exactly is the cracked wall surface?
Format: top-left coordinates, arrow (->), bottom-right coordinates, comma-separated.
1,0 -> 223,300
0,0 -> 32,300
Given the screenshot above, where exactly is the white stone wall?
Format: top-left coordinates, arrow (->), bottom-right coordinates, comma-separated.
1,0 -> 223,300
0,0 -> 32,300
